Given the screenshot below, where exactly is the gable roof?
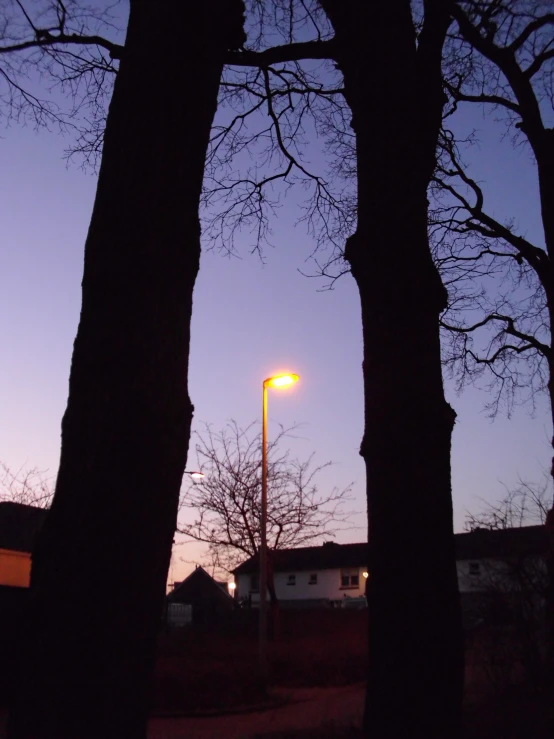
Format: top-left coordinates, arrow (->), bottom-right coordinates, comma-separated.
232,526 -> 549,575
232,542 -> 368,576
167,566 -> 234,606
0,502 -> 48,553
454,525 -> 547,560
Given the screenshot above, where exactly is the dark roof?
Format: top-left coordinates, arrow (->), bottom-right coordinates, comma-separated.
455,525 -> 547,560
233,526 -> 549,575
0,502 -> 48,553
232,542 -> 369,576
167,566 -> 234,607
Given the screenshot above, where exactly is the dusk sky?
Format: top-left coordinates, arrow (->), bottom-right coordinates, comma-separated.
1,6 -> 552,584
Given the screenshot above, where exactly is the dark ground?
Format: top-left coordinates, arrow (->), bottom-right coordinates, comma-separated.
152,610 -> 554,737
2,610 -> 553,737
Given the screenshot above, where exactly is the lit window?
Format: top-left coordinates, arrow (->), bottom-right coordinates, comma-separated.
287,574 -> 296,586
340,569 -> 360,588
308,573 -> 318,585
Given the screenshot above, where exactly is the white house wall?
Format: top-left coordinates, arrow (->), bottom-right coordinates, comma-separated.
236,566 -> 367,604
457,556 -> 546,593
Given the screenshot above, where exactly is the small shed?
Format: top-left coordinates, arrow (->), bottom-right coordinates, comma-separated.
166,566 -> 234,626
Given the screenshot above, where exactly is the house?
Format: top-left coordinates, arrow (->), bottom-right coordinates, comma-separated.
232,541 -> 369,608
166,565 -> 235,626
0,501 -> 48,588
454,525 -> 549,627
454,524 -> 547,592
232,526 -> 549,611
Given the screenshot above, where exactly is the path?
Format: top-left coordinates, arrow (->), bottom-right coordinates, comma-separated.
148,683 -> 365,739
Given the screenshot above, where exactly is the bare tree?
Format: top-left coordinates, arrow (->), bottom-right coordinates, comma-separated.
178,421 -> 354,575
431,3 -> 554,689
466,473 -> 553,531
2,2 -> 493,735
4,2 -> 247,738
0,462 -> 53,508
432,1 -> 554,439
219,3 -> 465,735
0,0 -> 123,165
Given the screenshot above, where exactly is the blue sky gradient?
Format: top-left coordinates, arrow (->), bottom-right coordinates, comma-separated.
1,20 -> 551,584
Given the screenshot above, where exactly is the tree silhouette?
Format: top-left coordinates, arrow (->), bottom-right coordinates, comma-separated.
219,2 -> 464,734
3,1 -> 526,736
433,2 -> 554,433
5,2 -> 246,737
178,420 -> 353,573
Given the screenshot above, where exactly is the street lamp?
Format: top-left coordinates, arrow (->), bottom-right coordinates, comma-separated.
259,372 -> 299,674
184,470 -> 204,481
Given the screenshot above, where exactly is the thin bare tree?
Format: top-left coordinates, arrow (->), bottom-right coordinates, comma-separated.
0,462 -> 53,508
178,420 -> 354,575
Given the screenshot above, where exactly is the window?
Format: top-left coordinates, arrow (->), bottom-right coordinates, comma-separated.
469,562 -> 480,577
308,573 -> 318,585
287,574 -> 296,586
340,569 -> 360,588
249,574 -> 259,592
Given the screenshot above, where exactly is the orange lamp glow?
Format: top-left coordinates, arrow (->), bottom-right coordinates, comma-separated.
265,373 -> 300,389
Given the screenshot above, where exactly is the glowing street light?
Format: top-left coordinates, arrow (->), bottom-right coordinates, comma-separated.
184,470 -> 204,481
259,372 -> 299,675
265,374 -> 299,389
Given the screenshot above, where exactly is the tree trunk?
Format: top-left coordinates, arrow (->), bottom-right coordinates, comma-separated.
8,2 -> 244,738
546,299 -> 554,680
319,2 -> 464,736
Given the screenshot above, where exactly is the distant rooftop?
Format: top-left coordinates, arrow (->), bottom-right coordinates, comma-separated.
233,526 -> 548,575
232,541 -> 368,575
167,565 -> 234,606
455,525 -> 547,560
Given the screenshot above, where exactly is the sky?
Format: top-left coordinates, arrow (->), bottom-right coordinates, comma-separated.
1,6 -> 552,585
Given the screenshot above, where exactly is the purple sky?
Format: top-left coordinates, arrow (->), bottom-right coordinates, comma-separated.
1,42 -> 551,585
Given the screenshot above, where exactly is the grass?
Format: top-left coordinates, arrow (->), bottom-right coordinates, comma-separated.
152,612 -> 554,737
152,610 -> 367,714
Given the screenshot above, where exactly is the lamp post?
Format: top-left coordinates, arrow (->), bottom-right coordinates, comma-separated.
259,372 -> 299,675
184,470 -> 204,481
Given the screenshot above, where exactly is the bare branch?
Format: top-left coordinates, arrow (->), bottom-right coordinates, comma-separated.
177,420 -> 355,574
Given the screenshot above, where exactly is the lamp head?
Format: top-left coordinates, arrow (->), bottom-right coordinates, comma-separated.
265,373 -> 300,389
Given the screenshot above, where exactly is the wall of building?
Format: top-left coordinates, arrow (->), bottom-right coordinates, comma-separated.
237,565 -> 368,604
0,548 -> 31,588
457,555 -> 546,593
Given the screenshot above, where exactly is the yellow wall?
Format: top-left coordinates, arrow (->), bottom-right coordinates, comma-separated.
0,548 -> 31,588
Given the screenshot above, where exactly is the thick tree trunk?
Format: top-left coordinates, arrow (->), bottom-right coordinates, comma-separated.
546,303 -> 554,681
8,3 -> 244,738
320,2 -> 464,736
